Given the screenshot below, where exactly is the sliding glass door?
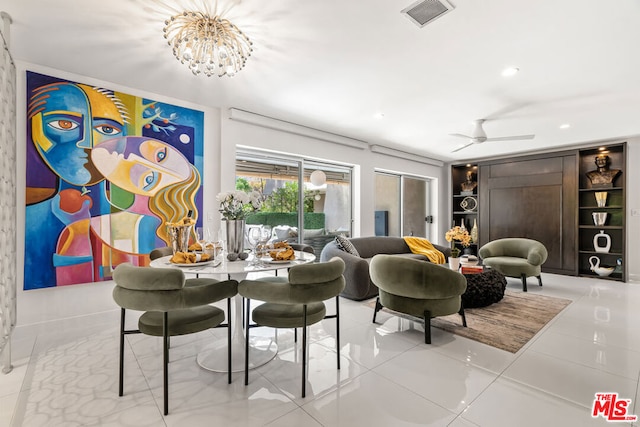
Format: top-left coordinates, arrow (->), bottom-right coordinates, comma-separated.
375,171 -> 432,239
236,151 -> 352,255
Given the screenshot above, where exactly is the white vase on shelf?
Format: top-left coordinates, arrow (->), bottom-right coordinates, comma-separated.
593,230 -> 611,253
460,219 -> 466,231
470,219 -> 478,243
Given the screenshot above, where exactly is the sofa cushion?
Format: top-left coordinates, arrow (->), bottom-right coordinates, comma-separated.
349,236 -> 412,259
392,253 -> 429,261
303,228 -> 325,238
336,234 -> 360,257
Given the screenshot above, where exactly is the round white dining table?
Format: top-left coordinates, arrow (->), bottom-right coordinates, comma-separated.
149,251 -> 316,372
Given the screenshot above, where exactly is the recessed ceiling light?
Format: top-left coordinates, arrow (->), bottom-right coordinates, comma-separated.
373,112 -> 385,119
501,67 -> 519,77
559,123 -> 571,129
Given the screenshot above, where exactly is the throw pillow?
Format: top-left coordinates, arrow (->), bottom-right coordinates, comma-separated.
335,234 -> 359,257
303,228 -> 325,238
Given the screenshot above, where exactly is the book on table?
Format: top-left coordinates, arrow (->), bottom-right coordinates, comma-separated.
461,266 -> 484,275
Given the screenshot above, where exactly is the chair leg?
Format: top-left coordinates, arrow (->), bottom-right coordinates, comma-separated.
163,311 -> 169,416
537,275 -> 543,287
302,304 -> 308,398
423,309 -> 432,344
521,274 -> 528,292
459,303 -> 467,328
244,298 -> 251,386
294,328 -> 297,343
227,297 -> 232,384
119,308 -> 125,397
335,295 -> 341,370
372,297 -> 383,323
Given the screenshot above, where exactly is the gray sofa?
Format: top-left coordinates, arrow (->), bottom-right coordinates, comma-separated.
320,236 -> 450,300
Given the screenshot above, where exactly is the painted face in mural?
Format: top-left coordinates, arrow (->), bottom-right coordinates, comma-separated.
28,82 -> 125,186
91,136 -> 191,196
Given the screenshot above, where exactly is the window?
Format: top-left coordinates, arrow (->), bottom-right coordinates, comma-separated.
375,171 -> 432,239
236,150 -> 353,255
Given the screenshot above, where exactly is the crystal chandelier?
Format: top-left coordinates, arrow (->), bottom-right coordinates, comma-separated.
163,11 -> 253,77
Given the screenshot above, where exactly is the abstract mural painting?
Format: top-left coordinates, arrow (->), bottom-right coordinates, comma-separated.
24,71 -> 204,290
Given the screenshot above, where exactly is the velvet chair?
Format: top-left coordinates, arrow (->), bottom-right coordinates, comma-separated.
478,238 -> 548,292
149,246 -> 173,260
370,254 -> 467,344
274,243 -> 315,276
288,243 -> 315,255
112,263 -> 237,415
238,257 -> 345,397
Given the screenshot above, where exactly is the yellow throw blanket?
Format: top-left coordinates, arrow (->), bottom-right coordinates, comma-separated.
403,237 -> 446,264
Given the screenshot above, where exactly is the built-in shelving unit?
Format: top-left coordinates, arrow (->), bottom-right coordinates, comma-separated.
451,164 -> 479,255
577,143 -> 626,281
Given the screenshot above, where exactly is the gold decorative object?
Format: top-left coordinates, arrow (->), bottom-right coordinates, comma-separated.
163,11 -> 253,77
594,191 -> 608,207
460,171 -> 477,195
585,155 -> 621,188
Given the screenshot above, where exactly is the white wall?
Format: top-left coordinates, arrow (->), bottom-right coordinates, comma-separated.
625,137 -> 640,282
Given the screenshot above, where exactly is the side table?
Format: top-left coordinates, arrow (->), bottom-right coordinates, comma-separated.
461,268 -> 507,308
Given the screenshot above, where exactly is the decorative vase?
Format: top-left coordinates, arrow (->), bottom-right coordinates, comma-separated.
449,257 -> 461,271
225,219 -> 245,256
593,230 -> 611,253
166,223 -> 193,255
594,191 -> 608,207
470,219 -> 478,243
592,212 -> 608,226
460,219 -> 466,231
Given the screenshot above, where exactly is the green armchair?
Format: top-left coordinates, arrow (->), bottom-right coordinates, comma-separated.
478,238 -> 548,292
370,254 -> 467,344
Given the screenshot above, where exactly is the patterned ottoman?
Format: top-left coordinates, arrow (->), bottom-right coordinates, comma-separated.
461,268 -> 507,308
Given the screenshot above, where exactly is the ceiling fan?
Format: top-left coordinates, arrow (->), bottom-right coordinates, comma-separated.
450,119 -> 535,153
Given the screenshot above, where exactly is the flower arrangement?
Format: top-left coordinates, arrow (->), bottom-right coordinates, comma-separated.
217,190 -> 262,220
445,225 -> 471,258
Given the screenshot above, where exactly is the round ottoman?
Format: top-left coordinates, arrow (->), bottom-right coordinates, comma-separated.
461,269 -> 507,308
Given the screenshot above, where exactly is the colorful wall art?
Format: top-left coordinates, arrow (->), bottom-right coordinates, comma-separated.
24,71 -> 204,290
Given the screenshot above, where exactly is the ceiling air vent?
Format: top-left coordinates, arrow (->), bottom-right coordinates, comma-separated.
401,0 -> 455,28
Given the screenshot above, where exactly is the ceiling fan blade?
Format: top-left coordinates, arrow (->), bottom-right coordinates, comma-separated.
451,141 -> 474,153
485,134 -> 535,142
449,133 -> 473,139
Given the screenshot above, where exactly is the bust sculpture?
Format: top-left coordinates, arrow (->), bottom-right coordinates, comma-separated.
460,171 -> 477,195
586,155 -> 621,188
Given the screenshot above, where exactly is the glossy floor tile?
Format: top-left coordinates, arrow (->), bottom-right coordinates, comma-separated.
1,273 -> 640,426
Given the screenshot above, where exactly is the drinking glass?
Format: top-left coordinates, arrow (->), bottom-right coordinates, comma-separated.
195,227 -> 208,248
245,226 -> 261,266
255,225 -> 272,266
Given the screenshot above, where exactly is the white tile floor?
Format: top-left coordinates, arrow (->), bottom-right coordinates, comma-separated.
2,272 -> 640,427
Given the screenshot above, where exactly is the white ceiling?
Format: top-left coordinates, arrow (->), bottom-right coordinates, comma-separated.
2,0 -> 640,162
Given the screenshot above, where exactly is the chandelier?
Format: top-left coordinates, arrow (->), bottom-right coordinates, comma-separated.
163,11 -> 253,77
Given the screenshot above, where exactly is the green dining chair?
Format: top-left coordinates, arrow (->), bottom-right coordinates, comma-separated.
238,257 -> 345,397
112,263 -> 237,415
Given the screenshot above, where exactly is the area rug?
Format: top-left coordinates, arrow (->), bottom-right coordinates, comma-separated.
368,291 -> 572,353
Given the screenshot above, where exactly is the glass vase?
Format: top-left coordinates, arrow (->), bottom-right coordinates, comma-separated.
225,219 -> 245,255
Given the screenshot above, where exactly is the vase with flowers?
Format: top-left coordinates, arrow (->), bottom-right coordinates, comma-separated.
445,225 -> 471,271
216,190 -> 262,259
